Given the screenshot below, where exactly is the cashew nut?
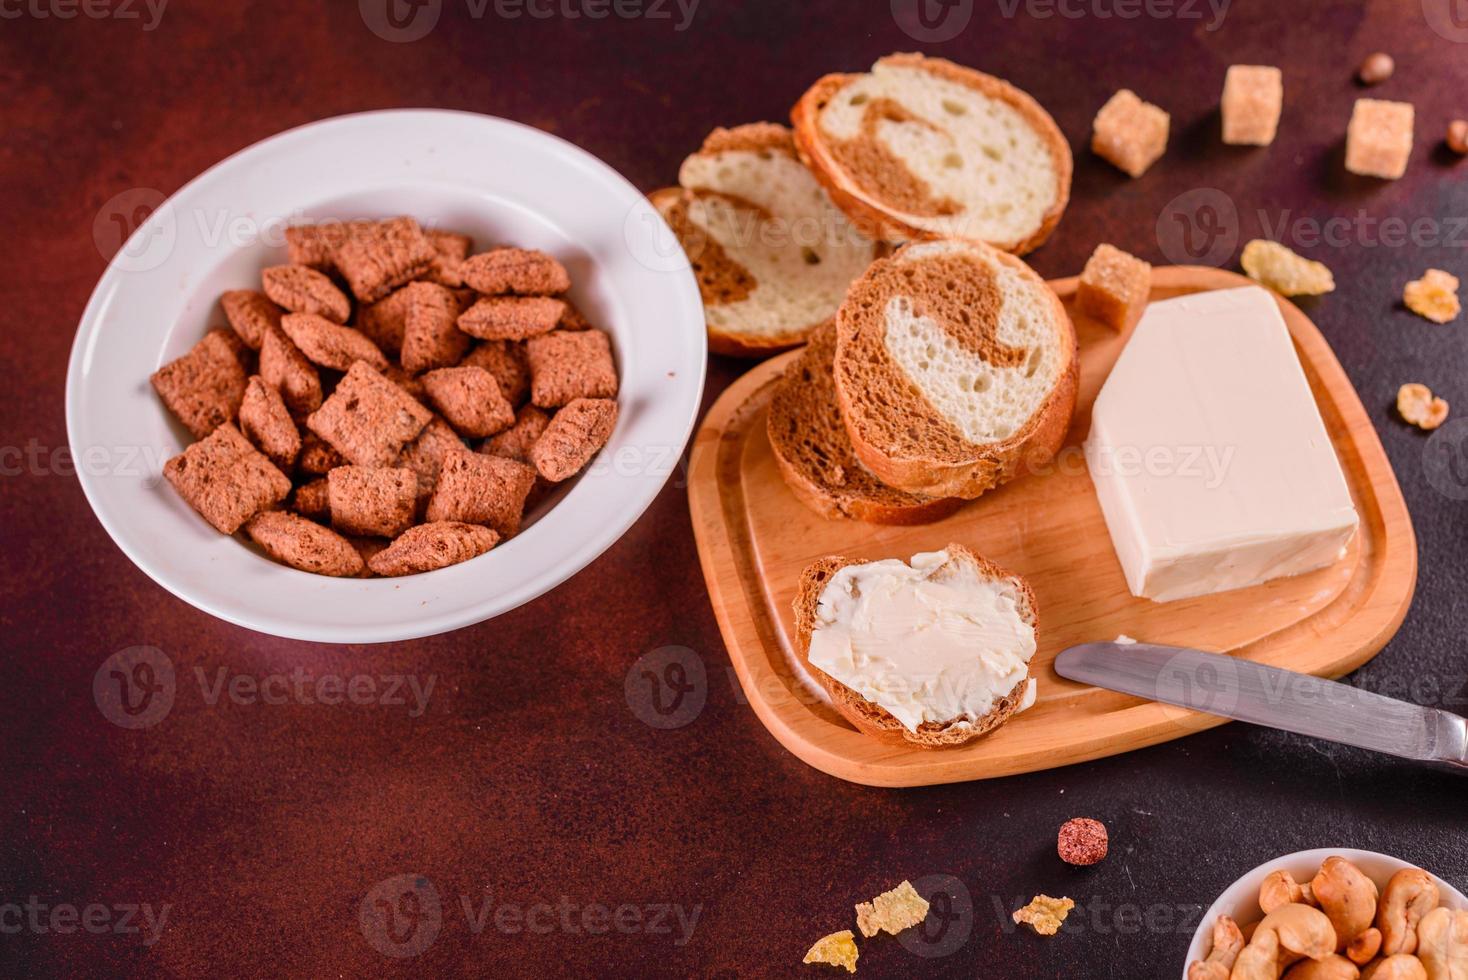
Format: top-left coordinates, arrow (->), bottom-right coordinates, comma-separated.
1265,903 -> 1341,961
1284,955 -> 1361,980
1314,857 -> 1381,951
1232,925 -> 1283,980
1361,954 -> 1428,980
1379,869 -> 1441,956
1416,907 -> 1468,980
1265,871 -> 1321,913
1190,915 -> 1245,980
1350,928 -> 1384,966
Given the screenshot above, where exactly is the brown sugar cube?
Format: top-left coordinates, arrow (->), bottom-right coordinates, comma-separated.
259,325 -> 323,418
238,375 -> 302,471
356,286 -> 413,358
297,431 -> 346,476
284,220 -> 373,270
425,448 -> 536,537
245,510 -> 364,577
527,329 -> 619,408
367,521 -> 499,577
307,361 -> 432,467
559,301 -> 593,331
150,328 -> 248,439
1221,65 -> 1283,146
420,366 -> 515,438
327,465 -> 418,538
280,312 -> 389,372
331,216 -> 437,302
483,405 -> 551,464
163,423 -> 290,534
397,415 -> 466,503
401,281 -> 473,373
457,296 -> 566,341
530,398 -> 618,482
1076,244 -> 1152,331
290,477 -> 331,522
219,290 -> 283,350
460,341 -> 530,406
261,264 -> 352,323
1346,98 -> 1414,179
460,248 -> 571,296
1092,89 -> 1169,178
425,230 -> 473,288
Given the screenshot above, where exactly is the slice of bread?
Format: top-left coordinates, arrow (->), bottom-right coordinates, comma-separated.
652,123 -> 883,358
767,322 -> 962,524
793,544 -> 1037,749
791,53 -> 1072,255
833,239 -> 1077,500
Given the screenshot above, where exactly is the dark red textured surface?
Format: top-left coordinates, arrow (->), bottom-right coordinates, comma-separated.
4,1 -> 1468,977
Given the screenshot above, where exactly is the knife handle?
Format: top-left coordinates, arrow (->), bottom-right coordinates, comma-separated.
1428,709 -> 1468,772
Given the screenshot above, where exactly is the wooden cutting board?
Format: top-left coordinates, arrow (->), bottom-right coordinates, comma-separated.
687,266 -> 1417,787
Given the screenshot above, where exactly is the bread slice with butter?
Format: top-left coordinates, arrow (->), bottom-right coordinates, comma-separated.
791,53 -> 1072,255
794,544 -> 1038,749
767,322 -> 962,525
652,123 -> 883,357
833,239 -> 1077,500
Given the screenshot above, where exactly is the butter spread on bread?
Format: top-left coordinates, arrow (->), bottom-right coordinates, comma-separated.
833,239 -> 1077,500
794,545 -> 1038,749
792,53 -> 1071,255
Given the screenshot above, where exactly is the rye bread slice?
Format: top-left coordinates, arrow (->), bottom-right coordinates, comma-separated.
790,53 -> 1072,255
833,239 -> 1077,500
792,543 -> 1037,749
653,123 -> 883,358
767,322 -> 962,525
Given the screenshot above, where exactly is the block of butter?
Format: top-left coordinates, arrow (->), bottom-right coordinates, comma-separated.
1084,286 -> 1359,602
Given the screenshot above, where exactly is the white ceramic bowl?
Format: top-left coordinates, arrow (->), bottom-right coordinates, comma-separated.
1182,847 -> 1468,977
66,110 -> 705,643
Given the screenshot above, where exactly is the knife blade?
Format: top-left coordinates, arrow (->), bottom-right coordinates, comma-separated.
1054,642 -> 1468,772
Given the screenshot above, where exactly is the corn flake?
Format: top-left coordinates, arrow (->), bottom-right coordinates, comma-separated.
1404,268 -> 1461,323
1398,383 -> 1449,430
803,930 -> 859,973
1012,894 -> 1075,936
854,880 -> 929,938
1241,240 -> 1336,296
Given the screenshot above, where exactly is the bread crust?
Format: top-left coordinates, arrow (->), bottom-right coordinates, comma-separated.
792,544 -> 1037,749
790,53 -> 1072,256
833,242 -> 1078,500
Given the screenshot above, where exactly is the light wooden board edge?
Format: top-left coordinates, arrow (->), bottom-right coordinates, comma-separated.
688,266 -> 1418,787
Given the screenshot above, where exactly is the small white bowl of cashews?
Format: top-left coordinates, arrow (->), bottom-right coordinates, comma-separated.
1183,848 -> 1468,980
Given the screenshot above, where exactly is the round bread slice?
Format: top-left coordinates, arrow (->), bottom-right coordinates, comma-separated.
834,239 -> 1077,500
651,123 -> 883,358
793,544 -> 1038,749
767,322 -> 962,525
791,53 -> 1072,255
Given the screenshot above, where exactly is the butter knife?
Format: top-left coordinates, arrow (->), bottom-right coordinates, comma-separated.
1055,642 -> 1468,773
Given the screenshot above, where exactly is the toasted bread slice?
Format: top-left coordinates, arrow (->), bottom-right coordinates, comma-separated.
652,123 -> 883,358
791,53 -> 1072,255
768,323 -> 962,524
793,544 -> 1037,749
834,239 -> 1077,500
